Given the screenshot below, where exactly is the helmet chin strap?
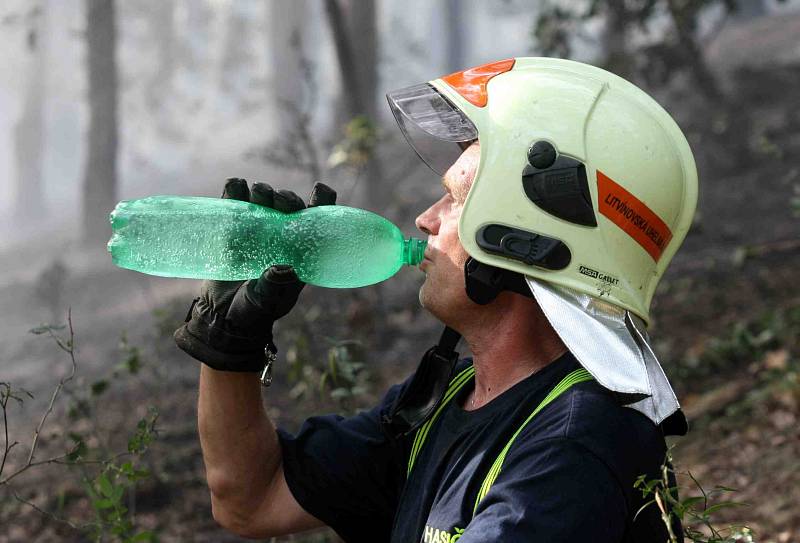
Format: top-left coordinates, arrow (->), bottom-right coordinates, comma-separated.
464,257 -> 534,305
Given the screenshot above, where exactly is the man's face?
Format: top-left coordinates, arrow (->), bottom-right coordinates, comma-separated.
415,142 -> 480,323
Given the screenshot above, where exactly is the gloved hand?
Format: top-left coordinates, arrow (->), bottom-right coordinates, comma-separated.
174,177 -> 337,379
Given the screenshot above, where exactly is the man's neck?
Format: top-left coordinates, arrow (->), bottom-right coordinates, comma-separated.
459,293 -> 567,411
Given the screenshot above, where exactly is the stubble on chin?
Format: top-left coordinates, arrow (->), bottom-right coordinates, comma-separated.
418,277 -> 463,327
418,279 -> 438,317
418,278 -> 435,310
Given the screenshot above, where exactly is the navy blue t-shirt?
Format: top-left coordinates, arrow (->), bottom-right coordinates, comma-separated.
278,352 -> 680,542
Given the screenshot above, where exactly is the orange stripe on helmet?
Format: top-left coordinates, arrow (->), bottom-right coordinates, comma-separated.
597,170 -> 673,262
441,58 -> 515,107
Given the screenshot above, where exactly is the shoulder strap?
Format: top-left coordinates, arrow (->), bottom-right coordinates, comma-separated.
406,363 -> 475,476
472,368 -> 594,514
383,327 -> 463,440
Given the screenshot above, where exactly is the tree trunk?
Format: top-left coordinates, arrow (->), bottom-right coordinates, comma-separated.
13,7 -> 46,223
444,0 -> 466,73
220,1 -> 250,97
324,0 -> 385,315
324,0 -> 381,210
268,0 -> 307,123
144,0 -> 174,112
602,0 -> 633,79
665,0 -> 724,103
268,0 -> 318,179
730,0 -> 767,22
82,0 -> 118,245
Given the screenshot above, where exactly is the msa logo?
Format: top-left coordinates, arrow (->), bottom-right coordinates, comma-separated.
579,265 -> 619,286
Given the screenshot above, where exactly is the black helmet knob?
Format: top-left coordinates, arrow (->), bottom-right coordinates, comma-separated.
527,141 -> 557,169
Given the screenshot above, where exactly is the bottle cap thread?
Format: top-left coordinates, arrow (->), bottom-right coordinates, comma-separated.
403,237 -> 427,266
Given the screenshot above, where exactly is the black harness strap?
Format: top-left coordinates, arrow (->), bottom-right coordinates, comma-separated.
382,326 -> 463,438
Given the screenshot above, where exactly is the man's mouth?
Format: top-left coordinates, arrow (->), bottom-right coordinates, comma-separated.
419,250 -> 433,271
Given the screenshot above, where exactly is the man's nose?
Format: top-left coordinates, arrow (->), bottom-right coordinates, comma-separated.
415,205 -> 439,236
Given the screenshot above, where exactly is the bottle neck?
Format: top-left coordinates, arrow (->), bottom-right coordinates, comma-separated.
403,237 -> 427,266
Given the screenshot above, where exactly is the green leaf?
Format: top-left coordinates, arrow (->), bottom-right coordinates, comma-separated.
319,373 -> 329,392
28,324 -> 65,335
633,498 -> 656,522
330,388 -> 350,400
125,352 -> 141,374
66,433 -> 87,461
712,485 -> 739,493
703,501 -> 748,515
681,496 -> 706,508
93,497 -> 115,510
98,474 -> 114,498
90,379 -> 109,397
111,484 -> 124,502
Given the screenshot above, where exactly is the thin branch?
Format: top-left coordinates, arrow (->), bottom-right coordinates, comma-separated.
1,451 -> 72,485
250,29 -> 321,187
1,438 -> 136,486
0,441 -> 20,479
9,485 -> 85,531
51,450 -> 131,467
658,462 -> 679,543
26,308 -> 76,468
0,309 -> 78,487
1,385 -> 14,478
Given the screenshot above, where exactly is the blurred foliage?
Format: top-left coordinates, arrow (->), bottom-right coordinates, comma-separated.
151,303 -> 183,345
327,115 -> 379,170
533,0 -> 753,89
530,0 -> 799,172
287,335 -> 370,416
80,409 -> 159,543
675,305 -> 800,386
0,320 -> 161,542
636,449 -> 754,543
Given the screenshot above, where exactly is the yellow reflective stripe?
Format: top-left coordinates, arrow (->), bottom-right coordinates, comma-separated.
408,366 -> 474,475
408,366 -> 475,475
408,367 -> 473,474
407,365 -> 476,476
473,368 -> 594,514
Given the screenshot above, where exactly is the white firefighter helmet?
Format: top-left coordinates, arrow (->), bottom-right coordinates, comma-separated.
387,57 -> 698,325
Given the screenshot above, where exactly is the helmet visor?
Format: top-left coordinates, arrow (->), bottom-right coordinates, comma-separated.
387,83 -> 478,176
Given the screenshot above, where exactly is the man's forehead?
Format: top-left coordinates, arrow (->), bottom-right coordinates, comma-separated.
442,143 -> 479,200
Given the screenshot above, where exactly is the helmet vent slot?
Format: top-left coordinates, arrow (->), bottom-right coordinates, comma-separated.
522,154 -> 597,227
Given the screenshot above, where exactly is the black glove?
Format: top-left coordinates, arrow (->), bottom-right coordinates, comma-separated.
174,177 -> 337,377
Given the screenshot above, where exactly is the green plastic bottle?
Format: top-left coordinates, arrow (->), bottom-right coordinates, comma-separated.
107,196 -> 427,288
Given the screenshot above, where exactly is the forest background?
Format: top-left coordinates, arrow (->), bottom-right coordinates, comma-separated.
0,0 -> 798,541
